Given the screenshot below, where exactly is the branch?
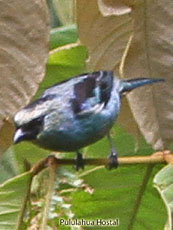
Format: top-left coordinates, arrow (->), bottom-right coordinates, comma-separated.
30,151 -> 173,176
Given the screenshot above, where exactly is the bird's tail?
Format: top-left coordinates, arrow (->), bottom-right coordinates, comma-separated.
119,78 -> 164,95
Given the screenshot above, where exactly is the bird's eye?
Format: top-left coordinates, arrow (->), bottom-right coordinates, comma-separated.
23,116 -> 44,131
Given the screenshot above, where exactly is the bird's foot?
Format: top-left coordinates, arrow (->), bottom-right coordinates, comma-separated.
107,152 -> 119,170
75,152 -> 84,171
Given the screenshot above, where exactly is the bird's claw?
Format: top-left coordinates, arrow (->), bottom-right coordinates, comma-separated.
107,152 -> 119,170
75,152 -> 84,171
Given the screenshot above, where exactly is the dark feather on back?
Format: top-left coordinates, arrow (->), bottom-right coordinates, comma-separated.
71,71 -> 113,114
100,72 -> 113,105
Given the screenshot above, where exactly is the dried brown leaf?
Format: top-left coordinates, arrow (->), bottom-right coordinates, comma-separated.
77,0 -> 139,143
98,0 -> 132,16
77,0 -> 173,150
124,0 -> 173,150
0,0 -> 49,154
77,0 -> 133,71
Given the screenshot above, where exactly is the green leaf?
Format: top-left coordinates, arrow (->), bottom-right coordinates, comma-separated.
37,44 -> 87,95
50,25 -> 77,50
154,165 -> 173,230
0,172 -> 32,230
70,126 -> 167,230
0,148 -> 18,184
13,142 -> 50,173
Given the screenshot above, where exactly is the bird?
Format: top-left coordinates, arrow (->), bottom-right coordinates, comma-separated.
13,71 -> 164,170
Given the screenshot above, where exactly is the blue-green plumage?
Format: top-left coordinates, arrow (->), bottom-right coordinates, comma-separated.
13,71 -> 164,169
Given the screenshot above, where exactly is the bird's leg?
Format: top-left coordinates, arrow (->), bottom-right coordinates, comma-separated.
75,151 -> 84,171
107,133 -> 119,169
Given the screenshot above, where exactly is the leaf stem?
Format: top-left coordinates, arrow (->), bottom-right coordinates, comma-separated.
119,32 -> 134,78
127,165 -> 154,230
16,174 -> 33,230
40,157 -> 57,230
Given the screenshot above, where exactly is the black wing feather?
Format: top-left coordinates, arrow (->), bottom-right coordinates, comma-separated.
71,71 -> 113,114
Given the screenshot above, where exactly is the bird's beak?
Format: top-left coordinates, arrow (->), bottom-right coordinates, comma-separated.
13,128 -> 25,144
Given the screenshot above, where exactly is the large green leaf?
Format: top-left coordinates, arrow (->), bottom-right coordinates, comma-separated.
70,126 -> 167,230
154,165 -> 173,230
0,148 -> 18,184
11,126 -> 168,229
36,44 -> 87,97
0,172 -> 32,230
50,24 -> 77,50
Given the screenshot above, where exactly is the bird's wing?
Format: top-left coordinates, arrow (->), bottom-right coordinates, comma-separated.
71,71 -> 114,116
14,71 -> 114,127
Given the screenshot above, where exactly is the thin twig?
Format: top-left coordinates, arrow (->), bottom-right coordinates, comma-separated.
30,152 -> 172,177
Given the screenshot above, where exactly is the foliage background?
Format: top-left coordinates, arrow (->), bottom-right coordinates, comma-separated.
0,0 -> 172,229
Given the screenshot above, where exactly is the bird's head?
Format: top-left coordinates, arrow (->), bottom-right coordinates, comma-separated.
13,108 -> 45,144
13,95 -> 55,144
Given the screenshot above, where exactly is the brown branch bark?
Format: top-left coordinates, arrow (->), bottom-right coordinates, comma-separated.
30,151 -> 173,176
